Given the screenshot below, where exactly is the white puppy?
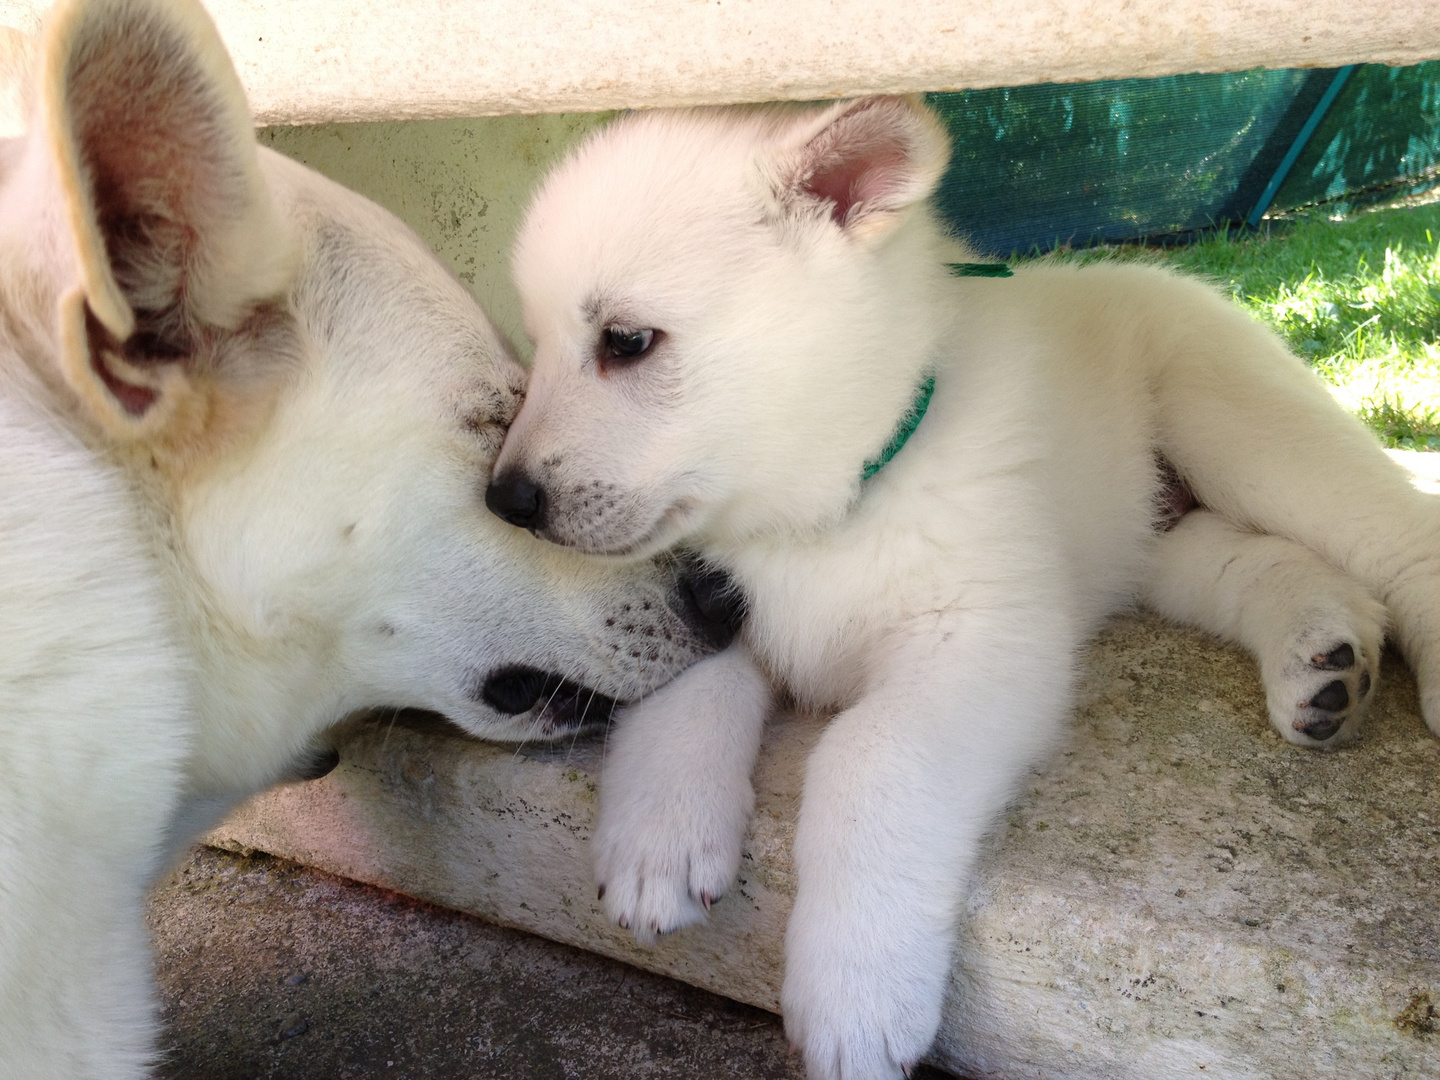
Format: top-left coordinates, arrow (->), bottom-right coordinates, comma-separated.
489,97 -> 1440,1078
0,2 -> 737,1077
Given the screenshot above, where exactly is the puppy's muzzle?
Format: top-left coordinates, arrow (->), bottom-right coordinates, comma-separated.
486,470 -> 547,531
486,469 -> 748,650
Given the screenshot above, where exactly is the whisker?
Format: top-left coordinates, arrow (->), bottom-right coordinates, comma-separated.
562,660 -> 593,765
511,665 -> 573,761
379,705 -> 401,751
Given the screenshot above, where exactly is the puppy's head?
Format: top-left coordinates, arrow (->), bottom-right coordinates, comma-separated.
492,98 -> 958,557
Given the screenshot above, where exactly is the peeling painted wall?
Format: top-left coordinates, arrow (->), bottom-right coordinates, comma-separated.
260,113 -> 608,356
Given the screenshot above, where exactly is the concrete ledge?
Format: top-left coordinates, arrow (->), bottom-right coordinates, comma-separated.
211,708 -> 806,1016
212,609 -> 1440,1079
3,0 -> 1440,123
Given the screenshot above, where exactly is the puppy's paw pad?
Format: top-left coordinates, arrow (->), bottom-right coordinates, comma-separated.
1269,626 -> 1378,748
1310,643 -> 1355,671
1295,673 -> 1353,741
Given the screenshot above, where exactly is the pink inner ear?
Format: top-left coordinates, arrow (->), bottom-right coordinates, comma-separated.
800,104 -> 918,227
91,348 -> 158,416
84,305 -> 159,418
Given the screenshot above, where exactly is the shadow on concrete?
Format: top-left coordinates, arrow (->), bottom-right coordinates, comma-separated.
148,847 -> 966,1080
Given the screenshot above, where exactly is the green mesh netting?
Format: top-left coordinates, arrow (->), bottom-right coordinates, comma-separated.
926,62 -> 1440,257
1282,64 -> 1440,207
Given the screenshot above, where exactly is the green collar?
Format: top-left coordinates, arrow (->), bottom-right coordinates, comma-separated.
858,262 -> 1010,482
861,373 -> 936,481
947,261 -> 1014,278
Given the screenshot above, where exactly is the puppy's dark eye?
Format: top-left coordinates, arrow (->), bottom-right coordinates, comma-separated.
602,326 -> 657,362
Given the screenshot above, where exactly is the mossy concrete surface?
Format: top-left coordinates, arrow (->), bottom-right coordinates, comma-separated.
257,113 -> 607,352
210,593 -> 1440,1078
208,710 -> 807,1017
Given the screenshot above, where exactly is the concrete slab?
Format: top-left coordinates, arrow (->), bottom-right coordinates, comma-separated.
937,618 -> 1440,1079
147,846 -> 814,1080
211,605 -> 1440,1079
210,708 -> 808,1017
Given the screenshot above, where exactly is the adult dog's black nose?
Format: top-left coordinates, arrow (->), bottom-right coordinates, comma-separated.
677,560 -> 747,649
486,470 -> 547,531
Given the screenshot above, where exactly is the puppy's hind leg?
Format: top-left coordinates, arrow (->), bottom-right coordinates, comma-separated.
1148,276 -> 1440,734
1143,509 -> 1386,747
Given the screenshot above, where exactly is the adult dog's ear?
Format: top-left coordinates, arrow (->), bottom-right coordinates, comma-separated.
0,28 -> 34,138
762,96 -> 951,243
28,0 -> 294,441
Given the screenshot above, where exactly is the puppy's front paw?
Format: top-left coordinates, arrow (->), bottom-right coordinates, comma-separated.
592,644 -> 771,944
594,771 -> 751,944
1264,619 -> 1381,748
782,903 -> 947,1080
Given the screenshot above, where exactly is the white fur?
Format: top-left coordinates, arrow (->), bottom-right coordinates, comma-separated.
0,2 -> 721,1075
593,643 -> 772,940
0,393 -> 188,1080
498,98 -> 1440,1079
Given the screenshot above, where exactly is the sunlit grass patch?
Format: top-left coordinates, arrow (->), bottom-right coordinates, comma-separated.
1172,208 -> 1440,390
1355,394 -> 1440,451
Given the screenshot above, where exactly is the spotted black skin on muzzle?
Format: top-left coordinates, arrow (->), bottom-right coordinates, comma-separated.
486,457 -> 652,556
486,465 -> 751,658
479,478 -> 750,733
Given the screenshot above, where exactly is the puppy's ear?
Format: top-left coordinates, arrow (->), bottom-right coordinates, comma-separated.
763,96 -> 951,242
29,0 -> 294,441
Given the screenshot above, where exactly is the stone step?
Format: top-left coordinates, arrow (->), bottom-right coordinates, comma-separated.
212,606 -> 1440,1080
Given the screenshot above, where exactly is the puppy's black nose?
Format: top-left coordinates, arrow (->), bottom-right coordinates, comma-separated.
486,470 -> 547,531
677,560 -> 747,649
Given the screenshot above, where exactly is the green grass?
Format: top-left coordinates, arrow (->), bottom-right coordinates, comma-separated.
1356,395 -> 1440,451
1027,198 -> 1440,449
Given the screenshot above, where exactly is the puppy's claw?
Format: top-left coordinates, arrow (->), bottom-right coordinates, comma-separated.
902,1063 -> 916,1078
617,915 -> 628,930
701,891 -> 712,910
597,883 -> 606,901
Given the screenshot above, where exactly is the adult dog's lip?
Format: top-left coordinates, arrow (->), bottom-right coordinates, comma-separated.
535,681 -> 621,734
476,665 -> 620,734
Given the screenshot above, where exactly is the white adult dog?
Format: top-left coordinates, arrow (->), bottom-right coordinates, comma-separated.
487,97 -> 1440,1078
0,2 -> 738,1077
